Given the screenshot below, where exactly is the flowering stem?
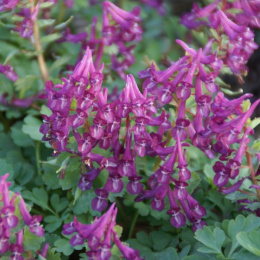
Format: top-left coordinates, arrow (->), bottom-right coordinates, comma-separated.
128,210 -> 139,239
35,141 -> 41,175
31,3 -> 49,83
246,150 -> 260,201
238,189 -> 257,197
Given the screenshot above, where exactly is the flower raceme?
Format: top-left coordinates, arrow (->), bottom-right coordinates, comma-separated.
63,203 -> 143,260
41,0 -> 260,233
180,0 -> 259,76
0,174 -> 45,258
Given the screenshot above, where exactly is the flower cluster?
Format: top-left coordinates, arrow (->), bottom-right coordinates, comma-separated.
41,0 -> 260,232
181,0 -> 258,76
84,1 -> 143,79
0,174 -> 44,258
63,203 -> 142,260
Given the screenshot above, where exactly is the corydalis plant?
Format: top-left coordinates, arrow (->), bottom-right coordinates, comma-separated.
63,203 -> 143,260
41,0 -> 260,233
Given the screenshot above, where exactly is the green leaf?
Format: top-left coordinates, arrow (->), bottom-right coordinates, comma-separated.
59,157 -> 81,190
45,248 -> 61,260
54,16 -> 74,30
42,163 -> 60,189
73,190 -> 99,216
23,227 -> 45,251
0,159 -> 14,180
33,188 -> 48,206
134,202 -> 150,216
41,33 -> 62,44
22,188 -> 55,214
150,231 -> 172,251
54,239 -> 74,256
143,247 -> 179,260
38,19 -> 55,28
237,231 -> 260,256
227,215 -> 260,256
18,162 -> 34,185
50,194 -> 69,213
22,115 -> 43,141
195,226 -> 225,255
40,105 -> 52,116
10,121 -> 33,147
44,215 -> 62,232
249,117 -> 260,129
187,172 -> 201,194
4,49 -> 19,64
114,225 -> 123,238
136,231 -> 153,248
14,75 -> 38,94
182,256 -> 210,260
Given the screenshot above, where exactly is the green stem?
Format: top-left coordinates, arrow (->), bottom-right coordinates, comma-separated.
57,0 -> 66,24
115,198 -> 129,221
35,141 -> 41,175
128,210 -> 139,239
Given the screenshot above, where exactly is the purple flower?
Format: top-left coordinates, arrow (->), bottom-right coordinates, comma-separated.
65,204 -> 142,259
10,230 -> 24,260
78,169 -> 100,191
39,243 -> 49,259
0,64 -> 18,81
220,178 -> 245,194
105,173 -> 123,193
167,208 -> 186,228
192,218 -> 207,232
92,189 -> 108,211
213,161 -> 230,187
0,0 -> 18,11
113,232 -> 143,260
171,118 -> 190,141
19,196 -> 44,237
127,176 -> 143,195
173,181 -> 188,200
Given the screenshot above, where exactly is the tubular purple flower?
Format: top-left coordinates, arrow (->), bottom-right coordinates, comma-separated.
192,218 -> 207,232
173,181 -> 188,200
227,127 -> 252,179
105,173 -> 123,193
92,188 -> 108,211
217,10 -> 246,40
1,182 -> 18,229
40,243 -> 49,258
220,178 -> 245,194
171,118 -> 190,141
10,230 -> 24,260
181,0 -> 220,29
234,99 -> 260,133
113,231 -> 143,260
186,194 -> 206,219
167,207 -> 186,228
0,230 -> 10,254
177,140 -> 191,181
0,64 -> 18,82
78,203 -> 115,240
176,40 -> 214,65
127,176 -> 143,195
18,196 -> 44,237
213,161 -> 230,187
103,1 -> 141,22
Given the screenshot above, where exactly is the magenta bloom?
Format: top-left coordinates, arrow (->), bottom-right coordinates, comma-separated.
19,196 -> 44,237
